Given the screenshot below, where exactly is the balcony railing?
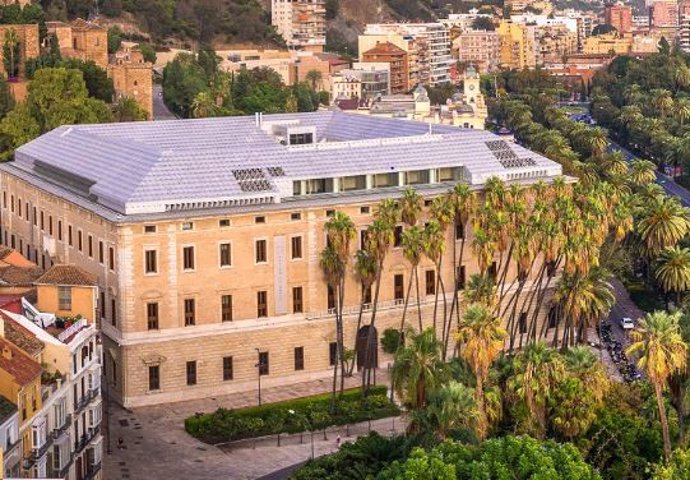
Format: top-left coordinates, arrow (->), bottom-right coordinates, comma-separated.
53,457 -> 74,479
28,437 -> 52,463
84,461 -> 102,480
75,426 -> 99,454
52,414 -> 72,440
5,437 -> 20,454
74,387 -> 99,414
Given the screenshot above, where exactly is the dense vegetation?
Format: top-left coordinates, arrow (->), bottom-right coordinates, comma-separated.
185,386 -> 399,444
161,48 -> 325,117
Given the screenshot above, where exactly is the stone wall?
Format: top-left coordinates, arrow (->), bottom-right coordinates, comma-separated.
108,62 -> 154,120
0,24 -> 39,77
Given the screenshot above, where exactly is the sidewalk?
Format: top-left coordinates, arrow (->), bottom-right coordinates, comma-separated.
103,372 -> 397,480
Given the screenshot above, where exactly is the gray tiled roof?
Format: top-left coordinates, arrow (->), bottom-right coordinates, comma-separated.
7,111 -> 561,217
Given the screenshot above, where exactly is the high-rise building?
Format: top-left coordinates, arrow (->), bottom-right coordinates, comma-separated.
680,1 -> 690,52
650,0 -> 679,28
271,0 -> 326,51
497,20 -> 537,69
361,42 -> 408,94
0,112 -> 563,408
453,30 -> 500,73
605,3 -> 633,34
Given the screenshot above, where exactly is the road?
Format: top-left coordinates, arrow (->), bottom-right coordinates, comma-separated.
152,84 -> 176,121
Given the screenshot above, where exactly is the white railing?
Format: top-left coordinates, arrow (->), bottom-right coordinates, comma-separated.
57,318 -> 87,343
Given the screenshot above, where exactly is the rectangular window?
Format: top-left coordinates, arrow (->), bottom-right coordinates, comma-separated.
78,231 -> 83,252
98,241 -> 104,264
393,225 -> 403,247
394,274 -> 404,301
88,235 -> 93,257
426,270 -> 435,295
221,295 -> 233,322
181,222 -> 193,231
518,312 -> 528,334
100,292 -> 105,319
255,216 -> 266,224
290,212 -> 301,221
68,225 -> 73,246
255,239 -> 267,263
326,209 -> 335,217
223,356 -> 233,381
258,352 -> 269,376
360,229 -> 369,250
109,247 -> 115,270
294,347 -> 304,371
2,192 -> 5,208
184,299 -> 195,326
147,302 -> 159,330
329,342 -> 337,366
219,243 -> 231,267
455,221 -> 465,240
40,211 -> 44,230
58,286 -> 72,310
111,298 -> 116,326
291,236 -> 302,259
292,286 -> 303,313
219,219 -> 231,227
457,266 -> 466,290
58,221 -> 62,241
144,225 -> 156,233
327,284 -> 336,311
49,216 -> 53,235
183,246 -> 195,270
186,361 -> 197,386
488,261 -> 498,282
10,195 -> 14,213
145,250 -> 157,274
33,207 -> 37,226
257,291 -> 268,317
360,206 -> 370,214
148,366 -> 160,391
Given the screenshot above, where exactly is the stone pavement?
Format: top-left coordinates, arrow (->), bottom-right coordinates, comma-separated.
103,371 -> 398,480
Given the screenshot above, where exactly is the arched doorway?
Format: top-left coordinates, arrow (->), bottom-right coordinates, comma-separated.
356,325 -> 378,370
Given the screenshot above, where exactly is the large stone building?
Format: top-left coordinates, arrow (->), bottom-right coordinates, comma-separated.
271,0 -> 326,51
107,44 -> 154,120
47,19 -> 108,69
0,113 -> 563,408
0,24 -> 39,78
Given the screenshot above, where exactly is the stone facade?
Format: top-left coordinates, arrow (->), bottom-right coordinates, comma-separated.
107,46 -> 154,120
47,19 -> 108,69
0,24 -> 39,78
1,170 -> 556,408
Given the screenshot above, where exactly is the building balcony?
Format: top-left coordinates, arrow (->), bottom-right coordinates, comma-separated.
27,437 -> 52,464
84,461 -> 102,480
75,426 -> 99,454
52,414 -> 72,440
74,387 -> 99,414
53,457 -> 74,479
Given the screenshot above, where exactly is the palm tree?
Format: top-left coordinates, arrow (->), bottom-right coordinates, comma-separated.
563,346 -> 609,403
350,249 -> 378,375
457,303 -> 506,439
400,226 -> 425,332
191,91 -> 216,118
322,211 -> 356,395
391,327 -> 447,430
675,65 -> 690,91
508,341 -> 565,437
586,126 -> 609,158
305,69 -> 323,91
424,381 -> 478,438
400,187 -> 423,227
629,159 -> 657,186
627,311 -> 688,460
637,195 -> 690,256
675,97 -> 690,127
3,29 -> 19,79
651,88 -> 674,119
655,246 -> 690,304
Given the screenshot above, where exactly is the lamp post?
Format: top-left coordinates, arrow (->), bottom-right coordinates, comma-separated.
289,409 -> 314,460
255,348 -> 262,406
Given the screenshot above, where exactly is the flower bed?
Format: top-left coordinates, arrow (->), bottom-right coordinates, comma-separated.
184,386 -> 400,444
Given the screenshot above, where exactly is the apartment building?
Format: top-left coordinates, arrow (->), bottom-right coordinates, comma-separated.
650,0 -> 679,28
271,0 -> 326,51
680,1 -> 690,52
453,30 -> 500,73
535,23 -> 578,65
361,42 -> 408,94
361,24 -> 454,86
0,394 -> 21,477
0,113 -> 563,408
0,263 -> 102,480
605,2 -> 633,34
497,20 -> 537,69
331,63 -> 390,101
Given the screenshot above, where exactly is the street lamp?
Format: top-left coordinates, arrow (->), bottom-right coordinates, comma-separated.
255,348 -> 262,406
288,409 -> 314,460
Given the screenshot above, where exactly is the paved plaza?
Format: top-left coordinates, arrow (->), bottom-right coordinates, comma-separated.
103,372 -> 401,480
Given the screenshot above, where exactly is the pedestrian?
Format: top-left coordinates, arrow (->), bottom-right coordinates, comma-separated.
336,435 -> 341,447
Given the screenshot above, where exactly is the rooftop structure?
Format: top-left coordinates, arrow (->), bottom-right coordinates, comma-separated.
7,113 -> 562,219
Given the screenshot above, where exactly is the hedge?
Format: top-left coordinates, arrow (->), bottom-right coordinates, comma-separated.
185,386 -> 400,444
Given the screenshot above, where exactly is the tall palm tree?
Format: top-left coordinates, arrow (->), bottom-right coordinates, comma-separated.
400,226 -> 425,332
424,219 -> 447,340
655,246 -> 690,304
627,311 -> 688,460
457,303 -> 506,439
350,249 -> 378,375
586,126 -> 609,158
651,89 -> 674,119
400,187 -> 423,227
191,91 -> 216,118
637,194 -> 690,256
675,65 -> 690,92
322,212 -> 356,395
563,346 -> 609,403
629,159 -> 657,186
675,97 -> 690,127
508,341 -> 565,437
391,328 -> 447,429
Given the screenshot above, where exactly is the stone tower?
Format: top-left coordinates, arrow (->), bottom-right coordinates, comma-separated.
107,45 -> 153,120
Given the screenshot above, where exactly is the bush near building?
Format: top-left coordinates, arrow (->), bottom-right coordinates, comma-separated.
185,386 -> 400,444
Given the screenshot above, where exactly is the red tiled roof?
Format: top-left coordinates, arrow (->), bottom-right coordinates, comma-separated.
363,41 -> 406,56
1,312 -> 44,357
0,336 -> 41,387
35,264 -> 97,287
0,265 -> 44,287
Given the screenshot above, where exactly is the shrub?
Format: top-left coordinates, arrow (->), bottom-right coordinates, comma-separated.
381,328 -> 402,354
185,386 -> 400,444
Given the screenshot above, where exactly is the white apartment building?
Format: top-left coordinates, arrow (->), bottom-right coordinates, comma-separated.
271,0 -> 326,50
0,396 -> 21,478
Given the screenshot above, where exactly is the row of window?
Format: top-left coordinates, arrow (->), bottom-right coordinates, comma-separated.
1,193 -> 116,270
147,347 -> 311,391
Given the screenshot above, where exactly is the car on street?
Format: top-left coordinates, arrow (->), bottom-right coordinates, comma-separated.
620,317 -> 635,330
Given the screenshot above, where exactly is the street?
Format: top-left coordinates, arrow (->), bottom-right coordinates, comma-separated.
153,84 -> 177,120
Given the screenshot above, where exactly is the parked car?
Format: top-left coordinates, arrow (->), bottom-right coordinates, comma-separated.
620,317 -> 635,330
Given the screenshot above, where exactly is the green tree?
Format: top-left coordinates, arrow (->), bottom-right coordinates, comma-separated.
113,97 -> 148,122
107,25 -> 123,54
656,246 -> 690,304
652,448 -> 690,479
2,28 -> 19,79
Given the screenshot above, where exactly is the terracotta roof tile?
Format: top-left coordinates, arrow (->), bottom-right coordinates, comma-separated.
362,41 -> 406,56
0,265 -> 44,287
35,264 -> 97,287
0,336 -> 41,387
2,312 -> 44,357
